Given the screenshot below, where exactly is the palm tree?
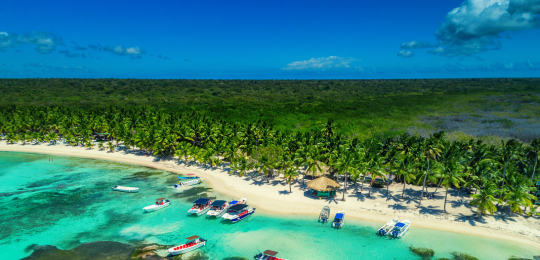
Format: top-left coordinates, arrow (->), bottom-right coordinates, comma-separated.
107,141 -> 115,152
440,158 -> 466,213
418,137 -> 443,207
469,181 -> 500,217
498,139 -> 521,196
367,157 -> 387,197
283,166 -> 299,193
502,177 -> 536,216
527,138 -> 540,182
396,156 -> 418,199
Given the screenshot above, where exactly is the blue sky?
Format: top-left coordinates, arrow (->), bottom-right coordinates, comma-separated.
1,0 -> 539,79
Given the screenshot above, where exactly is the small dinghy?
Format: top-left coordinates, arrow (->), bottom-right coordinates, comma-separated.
378,217 -> 399,235
254,250 -> 289,260
167,235 -> 206,255
391,219 -> 411,238
222,204 -> 255,223
332,210 -> 345,229
318,206 -> 331,223
112,185 -> 139,193
207,197 -> 248,218
143,198 -> 171,212
188,198 -> 213,216
174,178 -> 203,188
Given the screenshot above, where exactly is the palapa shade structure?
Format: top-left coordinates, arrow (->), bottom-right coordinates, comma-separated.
307,176 -> 340,197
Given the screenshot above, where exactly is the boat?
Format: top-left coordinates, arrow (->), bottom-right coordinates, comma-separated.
318,206 -> 330,223
143,198 -> 171,212
206,197 -> 247,218
377,217 -> 399,235
178,174 -> 199,179
174,178 -> 203,188
332,210 -> 345,229
112,185 -> 139,193
254,250 -> 289,260
188,198 -> 213,216
391,219 -> 411,238
167,235 -> 206,255
221,204 -> 255,223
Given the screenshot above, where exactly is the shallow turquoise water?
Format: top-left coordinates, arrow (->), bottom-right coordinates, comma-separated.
0,151 -> 536,260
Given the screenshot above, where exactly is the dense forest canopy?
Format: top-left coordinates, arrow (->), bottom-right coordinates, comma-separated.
1,78 -> 540,140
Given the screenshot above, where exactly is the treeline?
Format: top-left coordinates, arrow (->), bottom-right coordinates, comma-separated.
0,106 -> 539,217
1,78 -> 540,138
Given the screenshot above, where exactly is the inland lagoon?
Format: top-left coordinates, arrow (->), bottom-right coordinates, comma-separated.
0,152 -> 537,260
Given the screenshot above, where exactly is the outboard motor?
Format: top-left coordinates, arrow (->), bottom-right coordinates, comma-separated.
254,253 -> 263,259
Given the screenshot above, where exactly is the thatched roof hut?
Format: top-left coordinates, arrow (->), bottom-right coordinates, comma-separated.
307,176 -> 340,192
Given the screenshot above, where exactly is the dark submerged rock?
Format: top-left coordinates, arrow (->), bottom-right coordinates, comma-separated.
409,246 -> 435,259
452,252 -> 479,260
22,241 -> 135,260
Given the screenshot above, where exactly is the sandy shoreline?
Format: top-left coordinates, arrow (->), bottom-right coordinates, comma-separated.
2,142 -> 540,250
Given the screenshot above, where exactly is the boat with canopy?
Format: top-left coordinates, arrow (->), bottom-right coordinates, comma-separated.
206,197 -> 247,218
167,235 -> 206,255
143,198 -> 171,212
112,185 -> 139,193
188,198 -> 213,216
254,250 -> 289,260
318,206 -> 330,223
221,204 -> 255,223
391,219 -> 411,238
378,217 -> 399,235
332,210 -> 345,229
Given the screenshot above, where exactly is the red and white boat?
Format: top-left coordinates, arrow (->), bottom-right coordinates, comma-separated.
187,198 -> 213,216
254,250 -> 288,260
167,235 -> 206,255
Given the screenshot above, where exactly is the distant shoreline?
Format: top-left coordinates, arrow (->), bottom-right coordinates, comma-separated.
2,142 -> 540,250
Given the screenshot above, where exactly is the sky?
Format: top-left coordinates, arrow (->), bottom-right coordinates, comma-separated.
1,0 -> 539,79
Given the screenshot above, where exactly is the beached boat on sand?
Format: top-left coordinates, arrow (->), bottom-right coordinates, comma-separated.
112,185 -> 139,193
222,204 -> 255,223
143,198 -> 171,212
318,206 -> 330,223
391,219 -> 411,238
167,235 -> 206,255
207,197 -> 247,218
174,178 -> 203,188
378,217 -> 399,235
188,198 -> 213,216
332,210 -> 345,229
254,250 -> 289,260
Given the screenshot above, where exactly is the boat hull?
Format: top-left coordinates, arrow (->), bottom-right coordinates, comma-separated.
167,241 -> 206,255
144,202 -> 171,212
188,207 -> 210,216
112,186 -> 139,193
226,208 -> 255,223
206,209 -> 226,218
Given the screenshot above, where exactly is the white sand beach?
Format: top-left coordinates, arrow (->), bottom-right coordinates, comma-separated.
2,142 -> 540,250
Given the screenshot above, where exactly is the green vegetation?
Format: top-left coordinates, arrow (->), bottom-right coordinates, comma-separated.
1,78 -> 540,140
1,78 -> 540,217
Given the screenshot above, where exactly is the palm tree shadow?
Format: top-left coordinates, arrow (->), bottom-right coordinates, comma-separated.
349,192 -> 366,202
418,205 -> 444,215
455,213 -> 487,226
450,199 -> 471,209
389,203 -> 408,211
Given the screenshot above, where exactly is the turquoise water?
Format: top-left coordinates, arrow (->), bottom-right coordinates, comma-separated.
0,151 -> 537,260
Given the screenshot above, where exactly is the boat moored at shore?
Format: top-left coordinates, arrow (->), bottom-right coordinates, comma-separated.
332,210 -> 345,229
391,219 -> 411,238
222,204 -> 255,223
167,235 -> 206,255
318,206 -> 330,223
378,217 -> 399,236
143,198 -> 171,212
175,178 -> 203,188
112,185 -> 139,193
188,198 -> 213,216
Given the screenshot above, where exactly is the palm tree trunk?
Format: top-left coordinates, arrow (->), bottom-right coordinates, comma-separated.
289,181 -> 292,193
401,179 -> 407,199
368,182 -> 373,197
431,178 -> 443,198
386,166 -> 391,196
531,154 -> 538,182
419,158 -> 429,206
444,188 -> 449,213
360,176 -> 365,192
501,159 -> 509,196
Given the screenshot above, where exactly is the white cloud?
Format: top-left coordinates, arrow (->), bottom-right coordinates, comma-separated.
527,59 -> 536,68
432,0 -> 540,56
89,44 -> 145,56
400,40 -> 435,49
0,31 -> 62,54
0,32 -> 8,37
397,50 -> 414,58
283,56 -> 358,71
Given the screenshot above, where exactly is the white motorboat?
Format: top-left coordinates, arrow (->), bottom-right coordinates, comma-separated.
222,204 -> 255,223
378,217 -> 399,236
391,219 -> 411,238
143,198 -> 171,212
187,198 -> 213,216
167,235 -> 206,255
112,185 -> 139,193
332,210 -> 345,229
318,206 -> 330,223
207,197 -> 247,218
254,250 -> 289,260
174,178 -> 203,188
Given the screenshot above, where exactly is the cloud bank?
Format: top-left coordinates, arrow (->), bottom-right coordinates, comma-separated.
0,31 -> 62,54
88,44 -> 146,56
398,50 -> 414,58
